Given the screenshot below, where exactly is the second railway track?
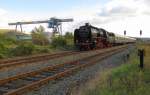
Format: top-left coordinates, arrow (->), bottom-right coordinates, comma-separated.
0,45 -> 128,95
0,51 -> 81,69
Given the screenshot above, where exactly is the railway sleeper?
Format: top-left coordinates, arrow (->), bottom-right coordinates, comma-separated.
0,87 -> 14,94
54,65 -> 76,72
0,90 -> 6,95
1,83 -> 18,89
78,61 -> 87,65
63,64 -> 76,68
34,75 -> 47,78
0,79 -> 29,89
40,72 -> 54,76
21,74 -> 50,82
49,68 -> 66,73
22,77 -> 41,81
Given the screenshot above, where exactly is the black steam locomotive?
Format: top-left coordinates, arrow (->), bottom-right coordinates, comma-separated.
74,23 -> 136,50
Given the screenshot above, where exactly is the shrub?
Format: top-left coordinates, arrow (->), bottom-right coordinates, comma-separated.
34,46 -> 50,53
0,42 -> 9,54
51,36 -> 67,48
0,42 -> 6,51
31,26 -> 49,45
39,48 -> 50,53
64,32 -> 73,39
0,33 -> 17,45
0,53 -> 5,59
10,43 -> 35,56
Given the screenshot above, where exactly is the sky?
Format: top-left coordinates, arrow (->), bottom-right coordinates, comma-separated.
0,0 -> 150,37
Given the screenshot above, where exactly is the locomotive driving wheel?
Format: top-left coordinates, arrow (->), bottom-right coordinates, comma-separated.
96,38 -> 104,49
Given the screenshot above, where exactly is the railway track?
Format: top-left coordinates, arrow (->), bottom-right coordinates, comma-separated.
0,51 -> 81,69
0,45 -> 128,95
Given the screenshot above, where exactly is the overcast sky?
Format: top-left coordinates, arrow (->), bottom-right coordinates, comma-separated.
0,0 -> 150,37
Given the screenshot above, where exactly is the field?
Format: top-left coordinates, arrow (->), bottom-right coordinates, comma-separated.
79,43 -> 150,95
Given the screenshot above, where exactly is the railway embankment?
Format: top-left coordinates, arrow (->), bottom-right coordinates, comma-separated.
72,43 -> 150,95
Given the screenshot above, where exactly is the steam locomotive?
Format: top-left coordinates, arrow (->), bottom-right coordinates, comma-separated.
74,23 -> 136,50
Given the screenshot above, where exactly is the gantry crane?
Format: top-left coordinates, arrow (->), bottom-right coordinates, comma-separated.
8,17 -> 73,35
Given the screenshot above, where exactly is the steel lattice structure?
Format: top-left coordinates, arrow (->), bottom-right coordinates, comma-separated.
8,17 -> 73,35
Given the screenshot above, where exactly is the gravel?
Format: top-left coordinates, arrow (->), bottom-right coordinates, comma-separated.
25,44 -> 136,95
0,49 -> 104,79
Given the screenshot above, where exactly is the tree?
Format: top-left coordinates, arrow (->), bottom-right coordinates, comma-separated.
64,32 -> 74,46
31,25 -> 49,45
64,32 -> 73,39
51,36 -> 67,48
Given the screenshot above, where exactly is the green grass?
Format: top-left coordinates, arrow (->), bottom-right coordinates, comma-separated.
81,44 -> 150,95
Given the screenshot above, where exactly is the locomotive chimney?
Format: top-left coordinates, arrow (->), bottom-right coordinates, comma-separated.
85,23 -> 90,26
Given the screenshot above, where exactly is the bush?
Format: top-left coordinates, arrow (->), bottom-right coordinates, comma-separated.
10,43 -> 35,56
51,36 -> 67,48
0,42 -> 9,54
34,46 -> 50,53
0,53 -> 6,59
31,26 -> 49,45
0,34 -> 17,45
38,48 -> 50,53
0,42 -> 6,51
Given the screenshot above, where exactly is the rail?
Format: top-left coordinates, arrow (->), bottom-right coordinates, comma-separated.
0,45 -> 128,95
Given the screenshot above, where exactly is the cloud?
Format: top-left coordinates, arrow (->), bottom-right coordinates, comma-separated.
0,8 -> 7,16
0,8 -> 9,29
143,0 -> 150,5
0,0 -> 150,37
68,0 -> 150,37
82,0 -> 150,27
100,6 -> 137,17
98,0 -> 140,18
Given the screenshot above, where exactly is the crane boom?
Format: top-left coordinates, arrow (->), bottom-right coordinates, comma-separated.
58,19 -> 73,22
8,17 -> 73,35
8,18 -> 73,25
8,20 -> 49,25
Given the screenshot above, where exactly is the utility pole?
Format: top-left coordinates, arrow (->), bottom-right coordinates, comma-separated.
124,30 -> 126,36
138,49 -> 144,69
140,30 -> 142,36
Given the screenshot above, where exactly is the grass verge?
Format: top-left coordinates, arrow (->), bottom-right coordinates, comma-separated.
80,44 -> 150,95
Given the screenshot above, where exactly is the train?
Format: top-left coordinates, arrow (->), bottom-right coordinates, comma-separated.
74,23 -> 136,50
